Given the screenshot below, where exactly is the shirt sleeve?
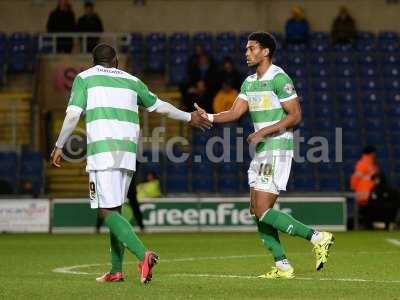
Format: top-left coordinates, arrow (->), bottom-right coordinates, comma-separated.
67,75 -> 87,113
273,73 -> 298,102
136,79 -> 158,111
238,80 -> 249,101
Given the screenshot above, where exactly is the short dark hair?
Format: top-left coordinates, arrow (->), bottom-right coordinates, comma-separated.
248,31 -> 276,58
92,43 -> 117,66
363,145 -> 376,154
84,1 -> 94,8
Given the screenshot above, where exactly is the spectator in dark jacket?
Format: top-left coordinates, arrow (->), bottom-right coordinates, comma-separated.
285,6 -> 309,45
76,1 -> 104,52
331,6 -> 357,46
46,0 -> 76,53
218,57 -> 242,92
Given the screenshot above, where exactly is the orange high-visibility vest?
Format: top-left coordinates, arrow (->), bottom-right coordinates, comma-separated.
350,154 -> 379,206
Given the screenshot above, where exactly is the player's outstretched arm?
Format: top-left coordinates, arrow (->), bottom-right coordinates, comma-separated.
247,98 -> 301,145
50,109 -> 82,167
194,97 -> 248,124
151,99 -> 212,131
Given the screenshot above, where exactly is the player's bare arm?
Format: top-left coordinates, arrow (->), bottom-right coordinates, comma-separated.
247,98 -> 301,145
51,109 -> 82,168
194,97 -> 248,123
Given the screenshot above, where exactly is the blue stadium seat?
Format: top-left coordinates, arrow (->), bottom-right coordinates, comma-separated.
334,53 -> 354,65
292,176 -> 316,191
334,43 -> 353,52
310,32 -> 329,41
217,176 -> 240,193
20,152 -> 43,195
287,66 -> 307,78
129,33 -> 144,54
166,175 -> 188,193
378,31 -> 399,42
192,32 -> 213,53
311,65 -> 331,78
309,52 -> 331,65
364,117 -> 384,130
384,78 -> 400,91
319,176 -> 342,191
360,79 -> 381,91
340,104 -> 358,118
381,53 -> 400,65
363,103 -> 384,117
192,175 -> 214,193
341,117 -> 361,130
169,32 -> 189,46
343,132 -> 360,145
310,43 -> 329,53
358,31 -> 375,42
287,53 -> 306,65
312,79 -> 331,91
287,43 -> 307,52
0,152 -> 18,193
336,92 -> 357,104
383,65 -> 400,78
357,53 -> 377,65
169,53 -> 188,85
335,65 -> 355,78
379,42 -> 399,53
335,78 -> 357,92
343,145 -> 362,160
359,66 -> 379,78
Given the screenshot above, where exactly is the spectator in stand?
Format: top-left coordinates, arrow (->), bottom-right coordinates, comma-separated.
218,57 -> 242,91
137,171 -> 162,202
76,1 -> 104,52
350,145 -> 380,213
331,6 -> 357,46
360,173 -> 400,229
184,80 -> 213,113
213,79 -> 238,113
46,0 -> 76,53
285,6 -> 310,45
187,52 -> 218,96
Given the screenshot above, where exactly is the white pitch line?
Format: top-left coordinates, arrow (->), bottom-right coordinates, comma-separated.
386,238 -> 400,247
52,251 -> 400,275
170,273 -> 400,284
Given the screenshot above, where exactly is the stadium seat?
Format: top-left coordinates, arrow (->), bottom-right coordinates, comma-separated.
378,31 -> 399,42
192,32 -> 213,53
319,176 -> 342,191
384,78 -> 400,91
166,175 -> 189,193
311,65 -> 331,78
20,151 -> 43,195
0,152 -> 18,193
335,78 -> 357,92
169,53 -> 188,85
309,52 -> 331,65
359,66 -> 379,77
217,176 -> 240,193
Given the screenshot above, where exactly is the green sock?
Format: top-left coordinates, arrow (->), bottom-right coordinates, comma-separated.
110,232 -> 124,273
105,212 -> 147,261
259,209 -> 314,240
253,216 -> 286,261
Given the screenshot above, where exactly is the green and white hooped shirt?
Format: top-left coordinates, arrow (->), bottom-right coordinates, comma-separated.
239,64 -> 298,156
67,65 -> 158,171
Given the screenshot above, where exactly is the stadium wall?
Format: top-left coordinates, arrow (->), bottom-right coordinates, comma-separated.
0,0 -> 399,33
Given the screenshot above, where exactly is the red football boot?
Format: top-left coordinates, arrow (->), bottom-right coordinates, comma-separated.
96,272 -> 124,283
138,251 -> 159,284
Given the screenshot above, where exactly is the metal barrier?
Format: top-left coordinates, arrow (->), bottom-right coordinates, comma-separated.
37,32 -> 132,54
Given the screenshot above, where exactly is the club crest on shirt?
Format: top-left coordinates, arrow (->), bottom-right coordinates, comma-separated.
283,83 -> 295,95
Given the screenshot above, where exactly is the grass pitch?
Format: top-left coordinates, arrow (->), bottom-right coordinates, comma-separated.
1,231 -> 400,299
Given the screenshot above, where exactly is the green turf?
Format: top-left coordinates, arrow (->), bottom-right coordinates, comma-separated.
1,231 -> 400,299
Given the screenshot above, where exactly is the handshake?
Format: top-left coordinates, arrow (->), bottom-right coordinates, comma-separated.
188,102 -> 213,131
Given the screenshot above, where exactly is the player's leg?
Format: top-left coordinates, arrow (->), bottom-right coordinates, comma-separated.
253,154 -> 334,270
249,161 -> 293,278
250,188 -> 288,266
92,170 -> 157,283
